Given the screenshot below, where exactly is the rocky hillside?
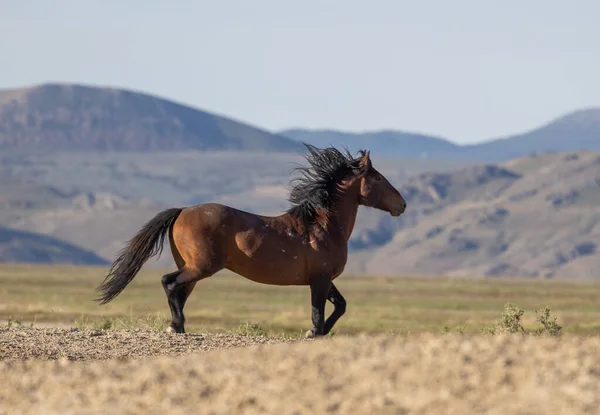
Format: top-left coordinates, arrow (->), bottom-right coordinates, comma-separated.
0,226 -> 108,265
0,83 -> 302,152
347,151 -> 600,279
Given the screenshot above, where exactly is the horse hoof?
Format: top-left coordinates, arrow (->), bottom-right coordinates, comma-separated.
305,329 -> 315,339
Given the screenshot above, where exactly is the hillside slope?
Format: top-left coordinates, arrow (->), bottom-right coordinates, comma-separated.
0,226 -> 108,265
347,151 -> 600,278
0,83 -> 302,152
462,108 -> 600,161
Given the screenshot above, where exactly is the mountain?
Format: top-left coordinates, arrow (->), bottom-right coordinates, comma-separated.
280,108 -> 600,162
346,150 -> 600,279
0,225 -> 109,265
462,108 -> 600,161
2,82 -> 597,161
280,129 -> 461,158
0,83 -> 302,153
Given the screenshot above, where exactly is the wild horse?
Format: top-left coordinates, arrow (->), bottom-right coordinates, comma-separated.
97,145 -> 407,337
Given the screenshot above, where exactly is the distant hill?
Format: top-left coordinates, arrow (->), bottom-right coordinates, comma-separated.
280,129 -> 461,158
0,83 -> 302,152
462,108 -> 600,161
2,82 -> 597,160
281,108 -> 600,161
0,225 -> 109,265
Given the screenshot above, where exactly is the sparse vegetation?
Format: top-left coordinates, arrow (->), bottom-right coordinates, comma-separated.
482,303 -> 562,336
535,305 -> 562,336
5,317 -> 35,329
442,325 -> 467,334
73,312 -> 169,332
94,317 -> 113,331
235,322 -> 266,337
497,302 -> 526,334
73,315 -> 91,331
7,318 -> 21,328
480,325 -> 497,335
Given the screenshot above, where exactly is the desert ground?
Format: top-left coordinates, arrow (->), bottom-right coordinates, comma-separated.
1,264 -> 600,414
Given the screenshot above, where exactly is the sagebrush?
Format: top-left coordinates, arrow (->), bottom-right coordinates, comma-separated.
482,303 -> 562,336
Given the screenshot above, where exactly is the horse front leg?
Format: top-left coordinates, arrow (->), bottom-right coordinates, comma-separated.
306,276 -> 331,338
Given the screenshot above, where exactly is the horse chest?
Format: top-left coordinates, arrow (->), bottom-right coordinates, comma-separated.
307,237 -> 348,277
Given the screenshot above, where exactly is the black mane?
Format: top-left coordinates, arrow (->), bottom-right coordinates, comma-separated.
287,144 -> 368,222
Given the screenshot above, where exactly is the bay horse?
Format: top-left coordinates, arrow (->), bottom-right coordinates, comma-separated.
96,145 -> 407,337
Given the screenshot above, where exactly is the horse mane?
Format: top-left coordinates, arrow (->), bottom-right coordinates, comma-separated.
287,144 -> 368,223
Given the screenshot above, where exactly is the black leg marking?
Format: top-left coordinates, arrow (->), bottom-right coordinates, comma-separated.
323,283 -> 347,335
161,270 -> 189,333
308,276 -> 331,337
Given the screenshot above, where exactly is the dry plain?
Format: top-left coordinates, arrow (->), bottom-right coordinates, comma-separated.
1,264 -> 600,414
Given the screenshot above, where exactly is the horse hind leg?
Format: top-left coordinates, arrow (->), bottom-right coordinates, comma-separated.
164,220 -> 225,333
162,227 -> 192,333
161,266 -> 214,333
169,225 -> 185,270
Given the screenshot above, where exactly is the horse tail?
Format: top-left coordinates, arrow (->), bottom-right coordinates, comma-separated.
96,207 -> 183,304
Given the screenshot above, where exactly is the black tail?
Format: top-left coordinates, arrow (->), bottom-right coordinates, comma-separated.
96,207 -> 183,304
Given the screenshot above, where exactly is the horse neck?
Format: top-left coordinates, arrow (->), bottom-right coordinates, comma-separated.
329,180 -> 361,241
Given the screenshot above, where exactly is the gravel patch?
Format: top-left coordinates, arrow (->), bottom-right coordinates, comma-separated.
0,327 -> 296,361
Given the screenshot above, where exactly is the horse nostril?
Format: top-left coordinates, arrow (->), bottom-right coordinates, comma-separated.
403,202 -> 407,210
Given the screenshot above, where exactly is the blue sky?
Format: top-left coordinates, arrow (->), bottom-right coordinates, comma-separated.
1,0 -> 598,143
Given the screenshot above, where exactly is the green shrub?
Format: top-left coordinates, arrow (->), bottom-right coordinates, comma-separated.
482,303 -> 562,337
498,303 -> 526,334
534,306 -> 562,337
236,321 -> 265,337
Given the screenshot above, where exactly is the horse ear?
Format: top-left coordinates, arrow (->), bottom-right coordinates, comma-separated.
359,151 -> 371,172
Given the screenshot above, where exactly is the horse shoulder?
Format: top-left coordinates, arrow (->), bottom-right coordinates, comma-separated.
304,225 -> 348,278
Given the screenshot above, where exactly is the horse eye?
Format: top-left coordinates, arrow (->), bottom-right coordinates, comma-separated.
375,176 -> 382,181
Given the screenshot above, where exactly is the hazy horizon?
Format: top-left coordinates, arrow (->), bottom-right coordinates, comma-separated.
1,0 -> 598,144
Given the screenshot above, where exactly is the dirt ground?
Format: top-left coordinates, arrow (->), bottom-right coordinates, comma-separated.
0,327 -> 294,361
1,328 -> 600,414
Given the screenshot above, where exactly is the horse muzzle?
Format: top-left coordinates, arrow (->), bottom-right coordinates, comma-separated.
390,201 -> 407,217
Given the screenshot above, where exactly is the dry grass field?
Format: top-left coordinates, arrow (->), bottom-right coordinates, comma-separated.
2,329 -> 600,414
2,263 -> 600,414
2,263 -> 600,335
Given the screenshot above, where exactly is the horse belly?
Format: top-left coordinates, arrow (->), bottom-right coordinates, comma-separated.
228,235 -> 307,285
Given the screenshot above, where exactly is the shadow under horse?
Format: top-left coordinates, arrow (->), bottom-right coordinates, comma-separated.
97,145 -> 407,337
